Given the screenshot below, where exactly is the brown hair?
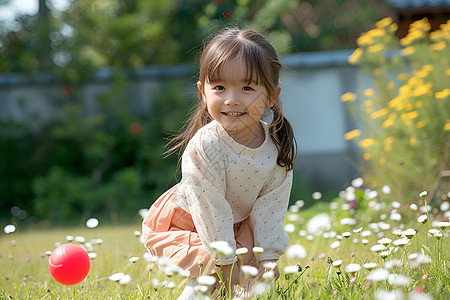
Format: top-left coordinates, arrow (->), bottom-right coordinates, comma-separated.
165,28 -> 297,171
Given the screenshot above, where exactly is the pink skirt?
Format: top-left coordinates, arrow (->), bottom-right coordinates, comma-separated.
142,187 -> 257,278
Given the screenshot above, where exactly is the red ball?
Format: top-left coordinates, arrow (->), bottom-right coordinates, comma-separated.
48,243 -> 90,285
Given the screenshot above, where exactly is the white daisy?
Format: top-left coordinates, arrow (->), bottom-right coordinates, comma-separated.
351,177 -> 364,188
312,192 -> 322,200
382,185 -> 391,194
283,265 -> 299,274
3,224 -> 16,234
129,257 -> 139,263
344,263 -> 361,275
370,244 -> 386,252
284,223 -> 296,233
377,237 -> 392,246
419,191 -> 427,199
197,275 -> 216,286
418,215 -> 428,224
241,265 -> 258,277
392,238 -> 409,247
210,241 -> 234,257
86,217 -> 99,229
403,228 -> 417,239
286,244 -> 307,259
332,260 -> 343,267
307,213 -> 331,235
330,241 -> 341,249
388,274 -> 410,288
119,274 -> 131,285
366,268 -> 389,282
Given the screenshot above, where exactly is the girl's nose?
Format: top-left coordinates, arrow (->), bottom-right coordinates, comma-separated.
224,90 -> 240,105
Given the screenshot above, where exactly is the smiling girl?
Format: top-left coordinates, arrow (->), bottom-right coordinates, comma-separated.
142,28 -> 297,299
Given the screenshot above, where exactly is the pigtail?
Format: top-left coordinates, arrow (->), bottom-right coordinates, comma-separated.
269,104 -> 297,171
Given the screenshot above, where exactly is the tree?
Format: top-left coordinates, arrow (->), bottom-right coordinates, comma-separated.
0,0 -> 388,79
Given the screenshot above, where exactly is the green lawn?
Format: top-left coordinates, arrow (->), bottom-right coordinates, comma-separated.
1,199 -> 449,299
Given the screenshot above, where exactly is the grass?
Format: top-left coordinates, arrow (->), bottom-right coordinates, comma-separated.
1,191 -> 449,299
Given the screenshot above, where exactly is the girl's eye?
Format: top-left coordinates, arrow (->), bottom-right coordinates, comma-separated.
243,86 -> 254,91
214,85 -> 225,91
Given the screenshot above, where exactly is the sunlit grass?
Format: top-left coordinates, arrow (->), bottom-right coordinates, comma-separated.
1,185 -> 449,299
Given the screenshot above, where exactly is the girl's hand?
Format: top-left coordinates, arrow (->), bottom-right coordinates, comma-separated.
255,259 -> 280,281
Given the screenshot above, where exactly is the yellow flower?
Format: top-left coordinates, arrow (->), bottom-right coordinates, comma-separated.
376,17 -> 393,28
447,69 -> 450,76
363,153 -> 371,160
389,23 -> 398,32
444,122 -> 450,131
348,48 -> 363,64
430,30 -> 445,41
359,138 -> 376,148
416,121 -> 425,128
384,144 -> 392,152
388,82 -> 395,90
407,111 -> 419,119
367,28 -> 386,38
422,65 -> 433,71
383,117 -> 395,128
371,108 -> 389,119
415,70 -> 429,78
415,100 -> 423,108
389,96 -> 403,109
341,92 -> 357,102
384,137 -> 394,144
413,82 -> 433,97
379,157 -> 386,165
400,46 -> 415,56
367,44 -> 384,53
357,35 -> 374,47
394,103 -> 405,111
430,41 -> 446,51
409,136 -> 416,146
435,89 -> 450,99
410,18 -> 431,31
344,129 -> 361,140
364,88 -> 375,97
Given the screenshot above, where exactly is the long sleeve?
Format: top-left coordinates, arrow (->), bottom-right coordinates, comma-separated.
179,131 -> 238,265
252,169 -> 293,261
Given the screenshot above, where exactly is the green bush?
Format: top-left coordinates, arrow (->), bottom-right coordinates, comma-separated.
1,76 -> 189,224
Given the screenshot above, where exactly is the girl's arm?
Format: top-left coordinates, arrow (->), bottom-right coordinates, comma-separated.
252,169 -> 293,261
180,131 -> 238,265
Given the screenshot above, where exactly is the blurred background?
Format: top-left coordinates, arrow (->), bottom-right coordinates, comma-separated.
1,0 -> 449,226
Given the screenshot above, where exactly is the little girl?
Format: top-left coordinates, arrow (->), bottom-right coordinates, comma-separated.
142,27 -> 296,298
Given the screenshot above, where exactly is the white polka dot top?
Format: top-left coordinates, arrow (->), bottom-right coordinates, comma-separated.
172,120 -> 293,265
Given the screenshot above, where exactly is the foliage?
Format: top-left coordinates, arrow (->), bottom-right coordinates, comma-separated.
1,183 -> 449,299
0,0 -> 387,77
0,77 -> 189,223
343,18 -> 450,201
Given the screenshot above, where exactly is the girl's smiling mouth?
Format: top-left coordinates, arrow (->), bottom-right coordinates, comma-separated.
222,111 -> 247,117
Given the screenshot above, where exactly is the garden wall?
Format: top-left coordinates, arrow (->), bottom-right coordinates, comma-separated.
0,49 -> 362,192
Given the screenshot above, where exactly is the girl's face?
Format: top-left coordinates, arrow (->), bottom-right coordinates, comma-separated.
198,59 -> 278,146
